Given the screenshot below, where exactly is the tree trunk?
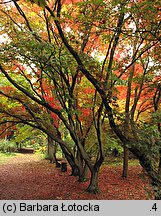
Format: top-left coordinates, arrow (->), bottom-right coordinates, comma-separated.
78,163 -> 89,182
63,154 -> 79,175
122,146 -> 129,178
155,194 -> 161,200
71,165 -> 79,176
129,145 -> 161,199
74,148 -> 88,181
86,170 -> 100,194
61,161 -> 67,172
47,136 -> 56,163
60,145 -> 79,176
152,180 -> 161,200
155,188 -> 161,200
158,150 -> 161,176
156,150 -> 161,199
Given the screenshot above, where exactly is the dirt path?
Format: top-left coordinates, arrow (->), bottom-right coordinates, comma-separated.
0,153 -> 58,199
1,153 -> 41,165
0,153 -> 86,200
0,153 -> 153,200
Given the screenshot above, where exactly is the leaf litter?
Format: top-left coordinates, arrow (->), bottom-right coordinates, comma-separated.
0,154 -> 153,200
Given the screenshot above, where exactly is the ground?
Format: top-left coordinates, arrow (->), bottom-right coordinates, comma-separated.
0,153 -> 153,200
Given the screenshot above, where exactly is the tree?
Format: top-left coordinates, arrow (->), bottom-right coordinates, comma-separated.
39,0 -> 161,198
0,0 -> 161,197
0,0 -> 106,193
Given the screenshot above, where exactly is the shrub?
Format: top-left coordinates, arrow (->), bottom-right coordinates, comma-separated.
35,146 -> 47,154
0,139 -> 17,153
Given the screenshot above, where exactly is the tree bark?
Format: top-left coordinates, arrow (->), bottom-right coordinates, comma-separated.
60,145 -> 79,176
71,165 -> 79,176
152,180 -> 161,200
86,169 -> 100,194
158,149 -> 161,176
47,136 -> 56,163
61,161 -> 67,172
155,193 -> 161,200
78,163 -> 89,182
122,146 -> 129,178
129,145 -> 161,199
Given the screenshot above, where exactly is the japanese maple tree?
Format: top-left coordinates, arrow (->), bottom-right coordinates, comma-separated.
0,0 -> 161,197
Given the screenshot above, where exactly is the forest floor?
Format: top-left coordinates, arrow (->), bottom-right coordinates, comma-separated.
0,153 -> 154,200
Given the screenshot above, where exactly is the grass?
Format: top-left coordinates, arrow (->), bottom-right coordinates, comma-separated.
0,152 -> 17,165
104,157 -> 140,166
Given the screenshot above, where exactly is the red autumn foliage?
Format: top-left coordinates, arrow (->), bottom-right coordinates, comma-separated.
0,154 -> 153,200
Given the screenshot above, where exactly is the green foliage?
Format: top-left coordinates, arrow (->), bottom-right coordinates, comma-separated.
35,146 -> 47,154
85,127 -> 99,158
102,124 -> 123,156
14,125 -> 47,149
106,136 -> 123,155
61,127 -> 75,149
84,125 -> 123,159
151,110 -> 161,124
0,139 -> 17,153
135,122 -> 161,171
104,158 -> 139,167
